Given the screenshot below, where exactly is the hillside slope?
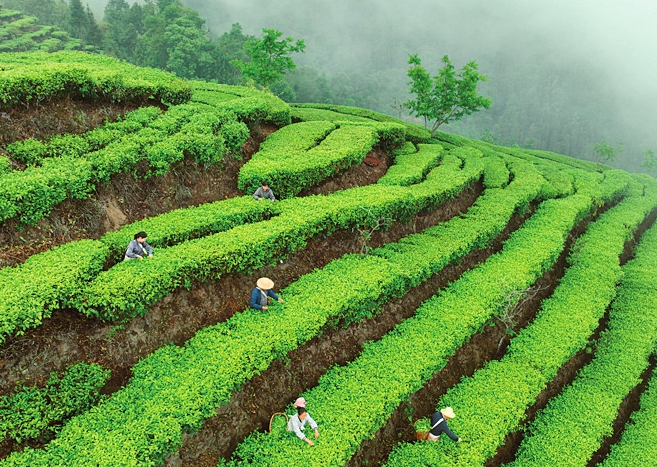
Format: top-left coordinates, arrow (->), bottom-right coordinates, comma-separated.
0,53 -> 656,467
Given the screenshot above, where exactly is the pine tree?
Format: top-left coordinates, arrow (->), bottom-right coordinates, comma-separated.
84,4 -> 102,48
67,0 -> 86,42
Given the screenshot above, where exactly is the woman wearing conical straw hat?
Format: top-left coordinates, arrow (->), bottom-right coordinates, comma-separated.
426,407 -> 463,442
250,277 -> 284,311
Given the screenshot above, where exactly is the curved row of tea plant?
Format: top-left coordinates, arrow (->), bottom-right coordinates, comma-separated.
385,174 -> 655,466
0,102 -> 249,225
0,143 -> 607,342
377,143 -> 443,187
239,120 -> 404,198
0,144 -> 478,341
601,364 -> 657,466
5,82 -> 290,169
0,194 -> 279,343
76,147 -> 480,320
481,154 -> 511,189
526,147 -> 608,173
289,106 -> 371,123
0,51 -> 191,108
0,153 -> 533,467
226,167 -> 609,467
479,143 -> 578,199
434,132 -> 582,201
100,195 -> 277,263
0,7 -> 84,53
591,218 -> 657,467
189,81 -> 290,127
5,106 -> 163,166
510,181 -> 657,467
392,141 -> 417,156
0,362 -> 109,445
291,102 -> 431,144
0,240 -> 108,341
237,119 -> 337,194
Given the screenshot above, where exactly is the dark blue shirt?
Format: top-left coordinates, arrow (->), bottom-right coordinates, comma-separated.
250,287 -> 280,310
429,412 -> 459,441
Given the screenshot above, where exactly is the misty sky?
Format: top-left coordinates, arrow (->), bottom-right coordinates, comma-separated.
84,0 -> 656,163
193,0 -> 656,135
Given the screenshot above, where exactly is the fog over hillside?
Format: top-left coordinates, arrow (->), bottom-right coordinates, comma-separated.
87,0 -> 657,172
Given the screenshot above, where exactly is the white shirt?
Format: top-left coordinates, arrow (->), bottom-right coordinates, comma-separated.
287,413 -> 318,440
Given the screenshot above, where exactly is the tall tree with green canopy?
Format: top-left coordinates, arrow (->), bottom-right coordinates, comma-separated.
134,0 -> 230,81
217,23 -> 254,84
593,140 -> 623,164
405,53 -> 492,137
102,0 -> 142,60
230,28 -> 305,89
67,0 -> 86,41
84,4 -> 102,47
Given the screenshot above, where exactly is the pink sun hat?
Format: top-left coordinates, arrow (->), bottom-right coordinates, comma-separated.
293,397 -> 306,408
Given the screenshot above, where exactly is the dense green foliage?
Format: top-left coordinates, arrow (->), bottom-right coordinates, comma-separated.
190,81 -> 291,127
292,102 -> 431,144
0,239 -> 108,343
0,102 -> 243,225
76,148 -> 479,321
405,54 -> 492,137
238,120 -> 403,198
509,179 -> 657,467
0,50 -> 192,108
378,143 -> 442,187
100,195 -> 276,263
6,106 -> 163,165
0,148 -> 482,467
602,358 -> 657,465
1,49 -> 656,466
230,28 -> 305,89
0,362 -> 109,444
228,164 -> 630,467
386,174 -> 656,466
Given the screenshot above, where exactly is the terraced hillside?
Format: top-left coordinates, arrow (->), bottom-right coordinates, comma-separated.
0,6 -> 84,53
1,52 -> 656,467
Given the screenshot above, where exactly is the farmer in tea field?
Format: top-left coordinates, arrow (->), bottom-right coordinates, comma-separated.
287,397 -> 319,446
250,277 -> 284,310
427,407 -> 462,442
124,231 -> 154,261
252,180 -> 276,202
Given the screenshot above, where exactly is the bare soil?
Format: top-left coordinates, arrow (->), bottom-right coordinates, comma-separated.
0,98 -> 155,147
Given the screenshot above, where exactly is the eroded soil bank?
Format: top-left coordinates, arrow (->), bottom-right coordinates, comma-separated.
0,121 -> 278,268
